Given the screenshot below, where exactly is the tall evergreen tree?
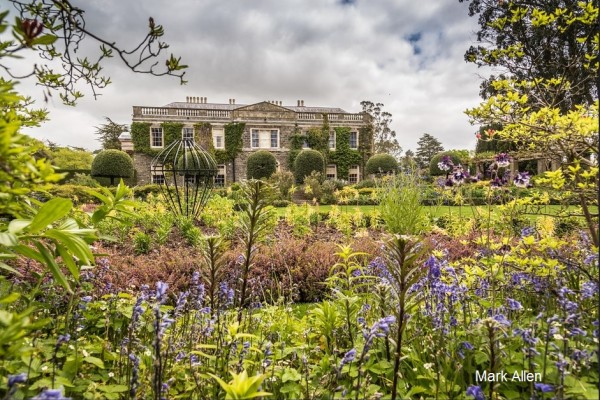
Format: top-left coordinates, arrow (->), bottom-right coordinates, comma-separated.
94,117 -> 127,150
361,101 -> 402,158
415,133 -> 444,168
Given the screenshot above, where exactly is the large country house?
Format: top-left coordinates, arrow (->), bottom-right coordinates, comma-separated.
122,97 -> 372,186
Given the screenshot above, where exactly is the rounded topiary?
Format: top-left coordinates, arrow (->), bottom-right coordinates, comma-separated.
91,150 -> 134,185
429,151 -> 463,176
247,150 -> 277,179
365,153 -> 398,176
293,149 -> 324,183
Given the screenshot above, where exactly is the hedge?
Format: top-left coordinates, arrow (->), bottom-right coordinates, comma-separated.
293,149 -> 325,183
247,150 -> 277,179
91,150 -> 134,185
365,153 -> 398,175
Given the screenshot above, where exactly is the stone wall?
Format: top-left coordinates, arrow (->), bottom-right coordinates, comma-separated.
133,153 -> 154,185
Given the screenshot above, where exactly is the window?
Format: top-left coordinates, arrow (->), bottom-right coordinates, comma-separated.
151,127 -> 163,148
151,164 -> 165,184
182,127 -> 194,142
329,131 -> 336,150
326,164 -> 337,180
349,131 -> 358,149
270,130 -> 278,148
184,175 -> 196,185
215,164 -> 226,187
212,128 -> 224,149
348,165 -> 360,184
251,129 -> 279,148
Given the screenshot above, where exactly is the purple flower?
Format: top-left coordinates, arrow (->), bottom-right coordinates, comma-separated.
493,314 -> 511,326
466,385 -> 485,400
437,155 -> 454,172
219,281 -> 234,309
81,296 -> 92,303
520,227 -> 535,237
8,373 -> 27,387
494,153 -> 511,168
581,281 -> 598,300
129,353 -> 140,397
32,388 -> 72,399
156,281 -> 169,303
534,383 -> 554,392
490,177 -> 503,188
174,291 -> 189,317
513,171 -> 530,187
56,334 -> 71,346
452,166 -> 467,185
425,256 -> 441,279
339,348 -> 356,371
506,298 -> 523,311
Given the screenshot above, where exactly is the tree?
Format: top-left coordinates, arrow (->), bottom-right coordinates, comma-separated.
91,149 -> 134,185
247,150 -> 277,180
461,0 -> 599,246
460,0 -> 597,112
94,117 -> 128,150
399,149 -> 417,171
415,133 -> 444,169
365,153 -> 398,176
2,0 -> 187,105
361,101 -> 402,158
48,146 -> 93,170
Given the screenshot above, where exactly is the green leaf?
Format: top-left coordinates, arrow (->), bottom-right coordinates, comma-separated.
8,219 -> 30,234
83,356 -> 105,369
282,367 -> 302,382
98,384 -> 128,393
34,241 -> 72,293
0,292 -> 20,304
27,198 -> 72,233
32,34 -> 57,46
0,232 -> 18,246
56,244 -> 79,281
0,262 -> 19,274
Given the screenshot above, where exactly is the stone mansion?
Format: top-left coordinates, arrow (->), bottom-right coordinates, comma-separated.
123,97 -> 371,186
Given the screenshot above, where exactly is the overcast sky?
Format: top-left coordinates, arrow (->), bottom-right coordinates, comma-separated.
12,0 -> 490,153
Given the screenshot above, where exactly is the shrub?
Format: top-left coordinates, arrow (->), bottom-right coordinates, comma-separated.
91,149 -> 134,185
293,149 -> 324,183
365,153 -> 398,176
355,178 -> 376,189
65,172 -> 98,186
303,171 -> 324,201
247,150 -> 277,179
132,230 -> 151,254
269,170 -> 295,200
429,151 -> 464,176
45,184 -> 103,204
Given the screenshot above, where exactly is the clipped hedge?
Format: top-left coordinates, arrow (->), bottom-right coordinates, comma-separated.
365,153 -> 398,176
247,150 -> 277,179
91,150 -> 134,185
293,149 -> 324,183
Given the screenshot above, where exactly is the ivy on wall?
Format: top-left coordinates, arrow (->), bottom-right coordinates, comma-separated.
329,127 -> 362,180
224,122 -> 244,161
129,122 -> 182,157
358,125 -> 374,178
288,124 -> 304,168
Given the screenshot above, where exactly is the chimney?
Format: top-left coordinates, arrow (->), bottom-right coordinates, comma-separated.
301,100 -> 304,106
297,100 -> 300,106
203,97 -> 207,103
232,98 -> 235,105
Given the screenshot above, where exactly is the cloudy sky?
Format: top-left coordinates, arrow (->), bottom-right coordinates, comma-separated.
12,0 -> 490,153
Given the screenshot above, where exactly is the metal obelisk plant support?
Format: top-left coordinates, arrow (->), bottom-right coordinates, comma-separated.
151,139 -> 218,220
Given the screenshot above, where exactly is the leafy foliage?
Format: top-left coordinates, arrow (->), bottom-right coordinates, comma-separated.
246,150 -> 277,180
365,153 -> 398,176
293,149 -> 325,184
94,117 -> 128,150
361,100 -> 401,158
415,133 -> 445,169
91,149 -> 134,184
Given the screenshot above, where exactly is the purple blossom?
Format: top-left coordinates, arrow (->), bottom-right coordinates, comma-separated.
219,281 -> 234,309
534,383 -> 554,392
490,177 -> 503,188
129,353 -> 140,398
581,281 -> 598,300
466,385 -> 485,400
506,298 -> 523,311
32,388 -> 72,399
174,291 -> 189,317
520,227 -> 535,237
8,373 -> 27,387
494,153 -> 511,168
156,281 -> 169,303
338,348 -> 356,371
81,296 -> 92,303
56,334 -> 71,347
437,155 -> 454,172
452,166 -> 467,185
513,171 -> 530,187
493,314 -> 511,326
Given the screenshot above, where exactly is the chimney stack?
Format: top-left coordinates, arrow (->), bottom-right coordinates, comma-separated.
301,100 -> 304,106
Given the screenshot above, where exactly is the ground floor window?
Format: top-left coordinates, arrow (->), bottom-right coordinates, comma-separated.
348,165 -> 360,184
326,164 -> 337,180
151,165 -> 165,184
215,164 -> 226,187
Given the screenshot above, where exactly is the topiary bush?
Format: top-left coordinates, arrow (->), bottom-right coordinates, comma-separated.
293,149 -> 324,183
365,153 -> 398,176
429,151 -> 463,176
247,150 -> 277,179
91,149 -> 134,185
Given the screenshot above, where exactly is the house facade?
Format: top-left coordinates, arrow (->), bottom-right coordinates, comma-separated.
126,97 -> 372,186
